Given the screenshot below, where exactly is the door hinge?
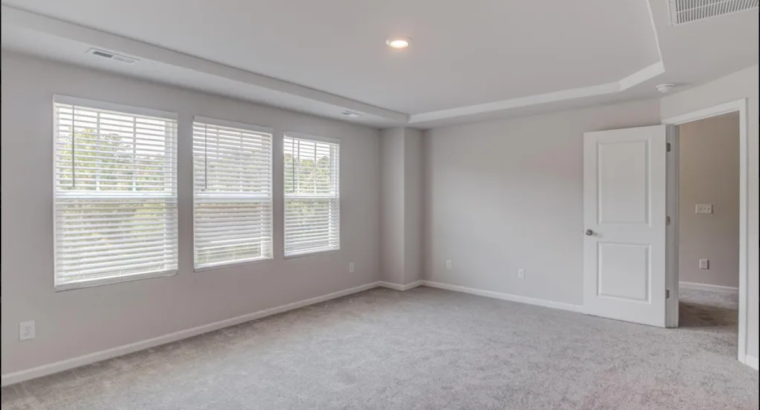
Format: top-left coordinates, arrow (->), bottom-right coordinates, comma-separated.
667,143 -> 672,152
666,289 -> 670,299
667,216 -> 671,225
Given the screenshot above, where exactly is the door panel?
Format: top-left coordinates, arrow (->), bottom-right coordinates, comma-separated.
584,125 -> 667,327
598,140 -> 649,224
598,242 -> 650,301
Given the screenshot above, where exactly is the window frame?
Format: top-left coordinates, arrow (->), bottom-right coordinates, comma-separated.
282,132 -> 341,258
192,116 -> 274,271
52,95 -> 179,291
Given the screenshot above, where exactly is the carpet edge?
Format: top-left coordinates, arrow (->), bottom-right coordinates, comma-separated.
421,280 -> 584,313
0,281 -> 381,387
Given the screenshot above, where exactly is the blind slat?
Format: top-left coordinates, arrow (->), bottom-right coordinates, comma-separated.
284,135 -> 340,257
54,101 -> 178,287
193,120 -> 273,269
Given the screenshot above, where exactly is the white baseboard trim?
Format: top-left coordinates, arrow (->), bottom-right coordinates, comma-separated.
679,281 -> 739,294
744,355 -> 759,371
0,281 -> 381,387
377,281 -> 404,291
377,281 -> 423,291
421,281 -> 584,313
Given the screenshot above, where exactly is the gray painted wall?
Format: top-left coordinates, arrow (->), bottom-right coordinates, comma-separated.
403,129 -> 423,284
380,128 -> 405,284
380,128 -> 422,285
423,99 -> 662,306
679,114 -> 740,288
2,50 -> 757,377
660,64 -> 759,360
0,52 -> 382,374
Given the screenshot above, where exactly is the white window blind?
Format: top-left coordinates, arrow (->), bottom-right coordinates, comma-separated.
193,118 -> 273,269
54,97 -> 178,290
284,134 -> 340,257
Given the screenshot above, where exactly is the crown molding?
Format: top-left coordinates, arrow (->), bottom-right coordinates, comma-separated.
2,1 -> 665,127
408,61 -> 665,125
0,5 -> 409,124
408,0 -> 664,125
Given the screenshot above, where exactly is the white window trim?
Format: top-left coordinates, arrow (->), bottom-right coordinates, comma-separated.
282,246 -> 341,259
282,133 -> 341,258
284,131 -> 341,145
193,256 -> 273,273
53,96 -> 179,291
54,95 -> 178,120
54,269 -> 177,292
192,117 -> 274,271
194,115 -> 273,135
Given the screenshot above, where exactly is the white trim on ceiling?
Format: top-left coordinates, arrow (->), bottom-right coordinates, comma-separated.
0,5 -> 409,124
1,1 -> 665,127
407,61 -> 665,124
407,0 -> 665,125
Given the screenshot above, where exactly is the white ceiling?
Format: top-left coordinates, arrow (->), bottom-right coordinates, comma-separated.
1,0 -> 758,128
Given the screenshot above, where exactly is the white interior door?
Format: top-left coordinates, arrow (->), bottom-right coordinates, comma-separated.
583,125 -> 667,327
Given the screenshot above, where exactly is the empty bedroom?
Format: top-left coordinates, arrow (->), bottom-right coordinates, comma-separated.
1,0 -> 758,409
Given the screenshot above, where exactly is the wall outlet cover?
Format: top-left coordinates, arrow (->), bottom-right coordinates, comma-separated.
20,321 -> 35,341
695,204 -> 713,214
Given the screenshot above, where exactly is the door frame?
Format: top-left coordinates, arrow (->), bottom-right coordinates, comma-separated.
662,98 -> 749,366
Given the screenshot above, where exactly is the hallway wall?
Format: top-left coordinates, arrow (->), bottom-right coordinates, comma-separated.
679,114 -> 740,289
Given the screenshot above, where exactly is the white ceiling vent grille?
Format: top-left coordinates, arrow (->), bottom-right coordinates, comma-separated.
669,0 -> 758,25
86,48 -> 138,64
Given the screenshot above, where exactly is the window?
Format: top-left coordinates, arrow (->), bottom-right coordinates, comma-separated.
193,117 -> 273,269
54,97 -> 178,290
283,134 -> 340,257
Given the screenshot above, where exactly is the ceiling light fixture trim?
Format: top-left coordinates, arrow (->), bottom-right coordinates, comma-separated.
386,37 -> 411,49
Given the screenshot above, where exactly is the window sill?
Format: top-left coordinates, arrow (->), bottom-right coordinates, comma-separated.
283,247 -> 340,260
55,269 -> 178,292
194,257 -> 273,272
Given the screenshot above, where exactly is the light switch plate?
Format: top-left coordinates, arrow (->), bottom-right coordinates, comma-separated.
699,259 -> 709,269
695,204 -> 713,214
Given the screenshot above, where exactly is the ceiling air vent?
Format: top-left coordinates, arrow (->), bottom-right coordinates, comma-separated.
340,110 -> 363,118
669,0 -> 758,25
86,48 -> 138,64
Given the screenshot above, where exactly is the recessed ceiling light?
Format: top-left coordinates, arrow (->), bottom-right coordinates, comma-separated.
386,38 -> 411,49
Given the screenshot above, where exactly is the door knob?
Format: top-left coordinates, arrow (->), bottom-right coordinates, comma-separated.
585,229 -> 594,236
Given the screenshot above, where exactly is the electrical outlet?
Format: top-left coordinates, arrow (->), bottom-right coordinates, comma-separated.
20,321 -> 35,341
699,259 -> 709,269
445,260 -> 452,270
349,262 -> 355,273
517,269 -> 526,280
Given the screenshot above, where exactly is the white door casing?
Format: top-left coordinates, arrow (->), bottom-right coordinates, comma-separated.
661,99 -> 749,365
583,125 -> 668,327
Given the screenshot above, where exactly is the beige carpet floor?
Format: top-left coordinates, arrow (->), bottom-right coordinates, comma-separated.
1,286 -> 757,410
